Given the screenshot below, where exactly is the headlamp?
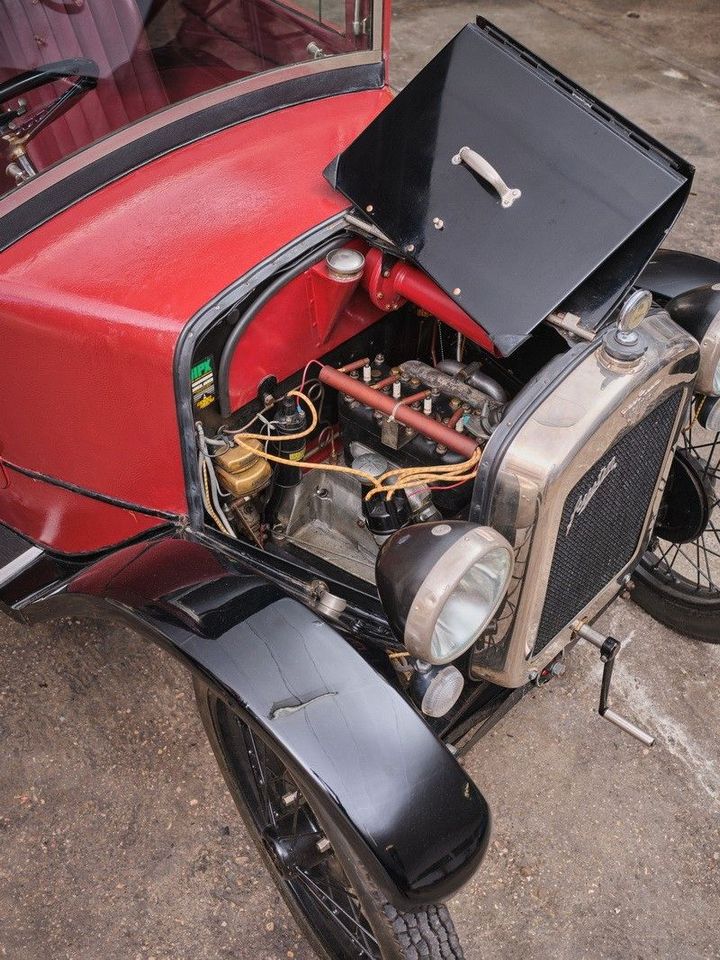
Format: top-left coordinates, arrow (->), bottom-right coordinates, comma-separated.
667,283 -> 720,396
376,521 -> 514,664
698,395 -> 720,433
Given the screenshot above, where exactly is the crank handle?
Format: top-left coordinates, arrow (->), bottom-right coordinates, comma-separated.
451,146 -> 522,208
573,621 -> 656,748
602,708 -> 655,748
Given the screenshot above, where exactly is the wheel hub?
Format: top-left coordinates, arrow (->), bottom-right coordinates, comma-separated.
262,829 -> 326,876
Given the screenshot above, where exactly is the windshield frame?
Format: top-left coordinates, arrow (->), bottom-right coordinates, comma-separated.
0,0 -> 386,238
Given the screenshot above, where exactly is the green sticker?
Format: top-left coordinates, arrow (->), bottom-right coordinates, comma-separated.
191,356 -> 215,409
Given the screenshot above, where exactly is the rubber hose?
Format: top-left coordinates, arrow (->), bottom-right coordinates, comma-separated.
218,234 -> 350,417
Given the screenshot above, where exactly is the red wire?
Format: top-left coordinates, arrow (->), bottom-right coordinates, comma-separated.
428,479 -> 472,491
299,358 -> 325,393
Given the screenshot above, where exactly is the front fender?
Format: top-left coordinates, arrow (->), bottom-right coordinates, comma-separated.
639,248 -> 720,304
30,534 -> 491,908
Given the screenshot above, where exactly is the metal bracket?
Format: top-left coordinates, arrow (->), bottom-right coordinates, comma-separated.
573,622 -> 655,747
546,311 -> 596,343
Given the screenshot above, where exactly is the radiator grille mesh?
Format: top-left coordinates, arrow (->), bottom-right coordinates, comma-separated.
533,391 -> 682,655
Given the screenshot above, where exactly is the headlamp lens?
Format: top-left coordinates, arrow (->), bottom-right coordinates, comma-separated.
431,546 -> 513,662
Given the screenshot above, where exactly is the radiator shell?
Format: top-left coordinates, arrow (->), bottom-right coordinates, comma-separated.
470,312 -> 698,687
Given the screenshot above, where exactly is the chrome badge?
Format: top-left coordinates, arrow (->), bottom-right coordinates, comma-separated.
566,456 -> 618,535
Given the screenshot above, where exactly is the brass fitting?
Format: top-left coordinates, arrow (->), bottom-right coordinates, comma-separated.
215,439 -> 272,498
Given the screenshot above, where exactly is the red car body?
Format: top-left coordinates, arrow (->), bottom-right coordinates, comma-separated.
0,7 -> 392,553
2,6 -> 719,956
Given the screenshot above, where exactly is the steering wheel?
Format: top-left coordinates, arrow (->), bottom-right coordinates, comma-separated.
0,57 -> 98,185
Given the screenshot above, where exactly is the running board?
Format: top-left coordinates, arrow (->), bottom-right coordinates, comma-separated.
573,622 -> 656,748
0,522 -> 44,617
0,524 -> 42,590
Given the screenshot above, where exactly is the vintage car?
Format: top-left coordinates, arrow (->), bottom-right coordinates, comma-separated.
1,2 -> 719,958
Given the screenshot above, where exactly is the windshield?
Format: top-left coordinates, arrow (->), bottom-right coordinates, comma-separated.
0,0 -> 376,196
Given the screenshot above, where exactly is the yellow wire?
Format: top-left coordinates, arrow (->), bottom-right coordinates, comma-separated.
374,455 -> 479,483
382,463 -> 480,488
225,389 -> 482,500
228,390 -> 318,442
232,441 -> 386,487
378,469 -> 480,500
364,449 -> 482,500
383,474 -> 479,500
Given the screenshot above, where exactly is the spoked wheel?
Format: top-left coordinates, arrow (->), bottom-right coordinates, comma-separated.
193,680 -> 465,960
634,410 -> 720,642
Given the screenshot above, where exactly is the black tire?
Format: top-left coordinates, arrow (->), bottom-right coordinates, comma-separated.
193,679 -> 465,960
633,562 -> 720,642
634,415 -> 720,642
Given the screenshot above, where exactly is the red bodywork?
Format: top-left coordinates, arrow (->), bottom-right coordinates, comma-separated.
0,1 -> 497,557
0,87 -> 391,553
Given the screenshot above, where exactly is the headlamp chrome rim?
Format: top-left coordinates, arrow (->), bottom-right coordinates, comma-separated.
666,284 -> 720,397
403,525 -> 514,665
697,311 -> 720,396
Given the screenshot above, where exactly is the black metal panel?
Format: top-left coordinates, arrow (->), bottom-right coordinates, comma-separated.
329,21 -> 692,355
534,391 -> 682,655
639,248 -> 720,304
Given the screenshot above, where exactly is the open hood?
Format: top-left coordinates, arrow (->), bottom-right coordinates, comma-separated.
326,19 -> 693,356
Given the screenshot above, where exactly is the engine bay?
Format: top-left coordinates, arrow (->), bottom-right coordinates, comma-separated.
193,239 -> 562,583
187,226 -> 698,698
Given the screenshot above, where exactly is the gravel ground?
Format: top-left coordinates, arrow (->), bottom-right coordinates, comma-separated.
2,2 -> 720,959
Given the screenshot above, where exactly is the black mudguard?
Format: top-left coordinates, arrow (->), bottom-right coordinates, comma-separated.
4,530 -> 491,908
639,248 -> 720,304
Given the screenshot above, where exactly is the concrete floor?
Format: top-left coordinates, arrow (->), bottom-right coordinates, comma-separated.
2,2 -> 720,959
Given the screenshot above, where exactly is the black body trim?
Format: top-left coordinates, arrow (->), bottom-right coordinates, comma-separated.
15,533 -> 492,908
0,63 -> 382,251
2,458 -> 181,521
217,234 -> 350,417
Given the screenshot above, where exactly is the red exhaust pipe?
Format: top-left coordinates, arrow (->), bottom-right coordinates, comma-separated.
318,365 -> 477,458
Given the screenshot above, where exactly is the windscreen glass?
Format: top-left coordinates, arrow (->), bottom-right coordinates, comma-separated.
0,0 -> 375,196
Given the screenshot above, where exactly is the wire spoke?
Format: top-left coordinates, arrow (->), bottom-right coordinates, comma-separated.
293,869 -> 379,958
235,714 -> 382,960
245,727 -> 277,829
675,544 -> 715,589
696,540 -> 703,590
646,419 -> 720,595
654,539 -> 680,567
701,533 -> 715,589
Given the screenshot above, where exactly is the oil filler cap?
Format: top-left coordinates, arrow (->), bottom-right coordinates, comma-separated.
326,247 -> 365,282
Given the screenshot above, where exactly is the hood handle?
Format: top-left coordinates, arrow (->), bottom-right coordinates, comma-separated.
451,146 -> 522,209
